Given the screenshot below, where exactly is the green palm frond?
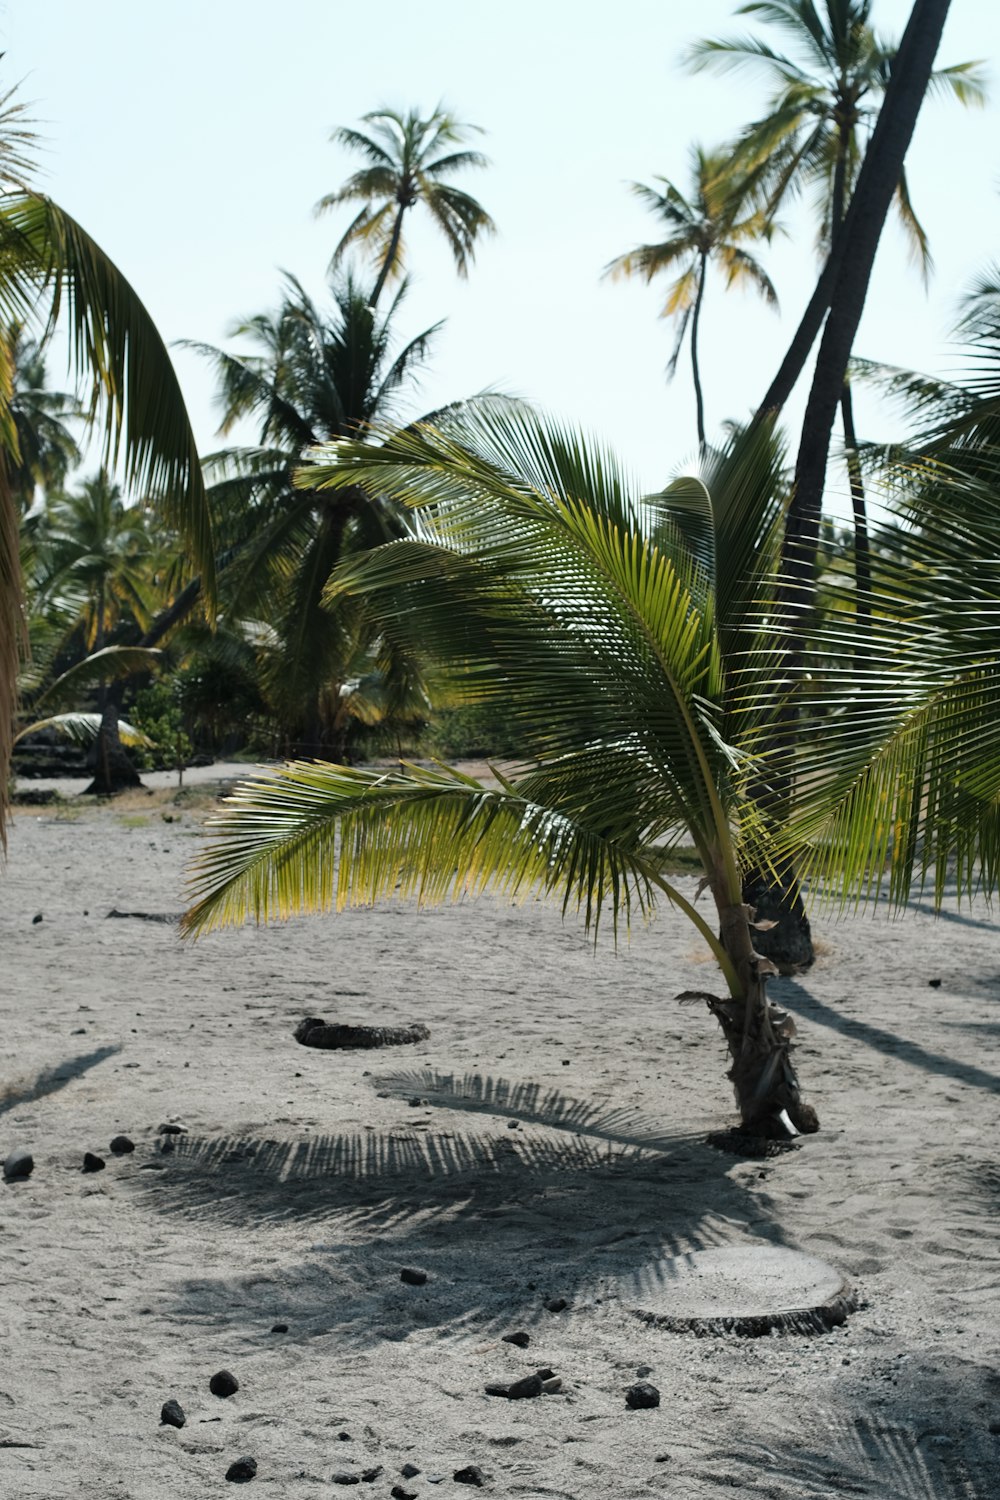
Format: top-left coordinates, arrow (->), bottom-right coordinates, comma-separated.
15,710 -> 153,749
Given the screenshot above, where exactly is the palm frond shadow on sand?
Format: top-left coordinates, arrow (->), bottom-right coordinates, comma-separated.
138,1071 -> 788,1345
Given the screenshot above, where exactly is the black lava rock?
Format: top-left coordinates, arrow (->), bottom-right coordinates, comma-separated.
210,1369 -> 240,1398
337,1432 -> 352,1441
400,1267 -> 427,1286
158,1123 -> 187,1135
270,1322 -> 288,1333
160,1399 -> 186,1428
507,1374 -> 543,1400
360,1467 -> 383,1482
544,1297 -> 568,1313
454,1465 -> 485,1487
400,1463 -> 421,1479
502,1330 -> 530,1348
32,912 -> 43,924
109,1135 -> 135,1155
484,1383 -> 510,1397
82,1152 -> 106,1173
332,1477 -> 360,1486
391,1488 -> 417,1500
625,1381 -> 660,1409
225,1456 -> 257,1482
3,1148 -> 33,1181
636,1364 -> 653,1378
535,1367 -> 555,1381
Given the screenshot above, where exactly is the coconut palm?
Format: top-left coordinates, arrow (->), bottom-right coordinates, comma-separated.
316,106 -> 496,306
687,0 -> 986,601
183,399 -> 820,1137
604,146 -> 778,447
7,325 -> 80,513
0,82 -> 214,842
185,272 -> 439,759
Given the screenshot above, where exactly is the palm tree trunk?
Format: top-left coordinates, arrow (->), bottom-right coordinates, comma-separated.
0,448 -> 22,850
84,699 -> 142,795
706,888 -> 819,1134
690,253 -> 708,447
370,204 -> 407,308
841,381 -> 872,624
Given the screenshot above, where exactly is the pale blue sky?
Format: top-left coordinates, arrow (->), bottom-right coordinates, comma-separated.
4,0 -> 999,508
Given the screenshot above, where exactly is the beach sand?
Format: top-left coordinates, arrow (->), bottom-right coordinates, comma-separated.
2,768 -> 998,1498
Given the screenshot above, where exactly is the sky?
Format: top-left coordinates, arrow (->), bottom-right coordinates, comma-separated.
3,0 -> 999,513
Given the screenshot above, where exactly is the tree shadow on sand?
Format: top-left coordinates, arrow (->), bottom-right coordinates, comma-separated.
135,1072 -> 791,1346
0,1044 -> 121,1115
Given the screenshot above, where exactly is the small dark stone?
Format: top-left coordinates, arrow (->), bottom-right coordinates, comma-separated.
3,1149 -> 33,1182
400,1267 -> 427,1286
928,978 -> 942,988
625,1381 -> 660,1409
82,1152 -> 106,1173
400,1463 -> 421,1478
391,1488 -> 417,1500
545,1297 -> 567,1313
270,1322 -> 288,1333
225,1456 -> 257,1482
160,1399 -> 186,1428
502,1330 -> 530,1348
654,1453 -> 672,1462
332,1477 -> 360,1487
32,912 -> 43,924
507,1118 -> 519,1128
210,1369 -> 240,1398
109,1135 -> 135,1155
454,1465 -> 485,1486
484,1382 -> 510,1397
360,1466 -> 383,1482
158,1123 -> 187,1135
507,1374 -> 543,1400
535,1367 -> 555,1381
337,1432 -> 352,1441
636,1364 -> 653,1378
71,1027 -> 87,1035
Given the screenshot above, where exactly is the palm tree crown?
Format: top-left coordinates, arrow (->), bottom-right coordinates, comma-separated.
315,106 -> 496,305
604,145 -> 778,446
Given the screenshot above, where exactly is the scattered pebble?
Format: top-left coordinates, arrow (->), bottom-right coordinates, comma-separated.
400,1463 -> 421,1478
225,1456 -> 257,1483
507,1119 -> 519,1129
160,1399 -> 186,1428
32,912 -> 43,925
654,1453 -> 672,1463
109,1136 -> 135,1156
502,1330 -> 530,1348
484,1383 -> 510,1397
391,1488 -> 417,1500
535,1367 -> 555,1381
400,1267 -> 427,1286
210,1370 -> 240,1398
636,1364 -> 653,1378
507,1374 -> 543,1400
82,1153 -> 105,1173
337,1432 -> 352,1441
270,1322 -> 288,1333
332,1477 -> 360,1486
545,1297 -> 567,1313
3,1149 -> 34,1182
454,1464 -> 485,1486
626,1381 -> 660,1409
158,1123 -> 187,1135
361,1466 -> 383,1482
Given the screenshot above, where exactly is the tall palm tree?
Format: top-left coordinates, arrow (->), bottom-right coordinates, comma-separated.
8,325 -> 80,513
604,146 -> 778,447
315,106 -> 496,306
687,0 -> 986,599
0,83 -> 214,842
186,272 -> 439,758
183,399 -> 820,1137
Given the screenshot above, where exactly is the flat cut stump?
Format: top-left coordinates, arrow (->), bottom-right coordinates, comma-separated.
627,1245 -> 856,1337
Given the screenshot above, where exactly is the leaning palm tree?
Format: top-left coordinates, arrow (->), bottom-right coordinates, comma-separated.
184,399 -> 820,1138
0,83 -> 214,843
603,146 -> 778,447
686,0 -> 987,599
315,106 -> 496,306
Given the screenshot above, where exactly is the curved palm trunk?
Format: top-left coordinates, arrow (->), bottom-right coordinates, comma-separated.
841,381 -> 872,624
370,204 -> 407,309
690,252 -> 708,448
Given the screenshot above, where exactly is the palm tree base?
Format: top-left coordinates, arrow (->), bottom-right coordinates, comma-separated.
82,704 -> 143,796
742,869 -> 815,972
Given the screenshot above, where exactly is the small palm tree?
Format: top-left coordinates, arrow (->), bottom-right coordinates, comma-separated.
604,145 -> 778,447
316,106 -> 496,306
184,399 -> 819,1138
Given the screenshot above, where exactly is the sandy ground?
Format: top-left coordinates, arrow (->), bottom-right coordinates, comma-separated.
2,767 -> 999,1499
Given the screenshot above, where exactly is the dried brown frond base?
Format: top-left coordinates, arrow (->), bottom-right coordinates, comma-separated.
632,1286 -> 858,1339
706,1128 -> 800,1159
294,1018 -> 431,1050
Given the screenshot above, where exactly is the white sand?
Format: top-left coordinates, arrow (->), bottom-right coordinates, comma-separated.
2,771 -> 999,1498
